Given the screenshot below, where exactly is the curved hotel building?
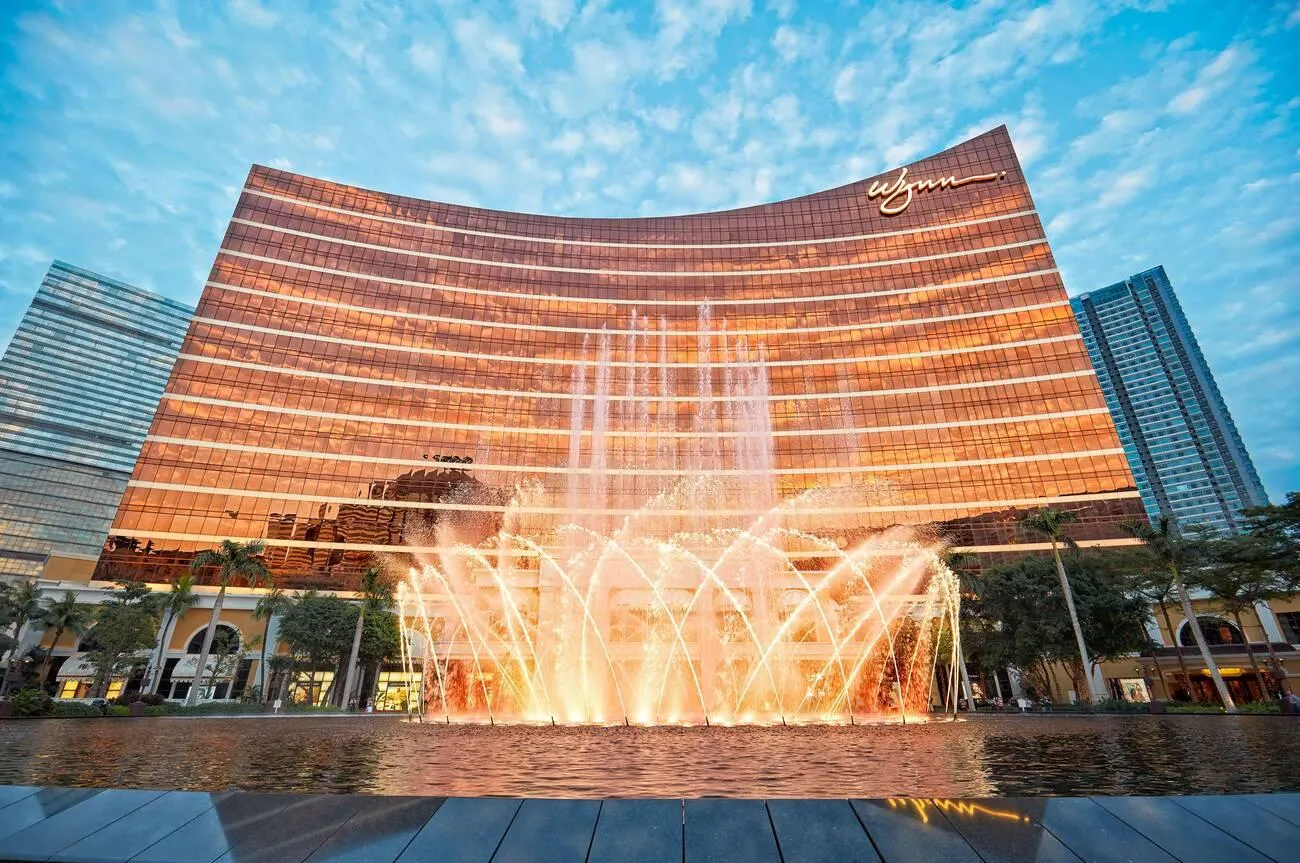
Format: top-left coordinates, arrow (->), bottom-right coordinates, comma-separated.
92,126 -> 1145,719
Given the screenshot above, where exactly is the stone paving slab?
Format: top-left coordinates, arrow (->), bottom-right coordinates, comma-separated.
0,786 -> 1298,862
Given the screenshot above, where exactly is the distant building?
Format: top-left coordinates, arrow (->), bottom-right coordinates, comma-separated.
0,261 -> 192,578
1071,266 -> 1269,533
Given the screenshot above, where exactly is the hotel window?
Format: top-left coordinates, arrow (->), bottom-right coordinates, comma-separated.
1277,612 -> 1300,644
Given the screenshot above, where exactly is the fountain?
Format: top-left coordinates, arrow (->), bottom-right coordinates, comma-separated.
388,307 -> 963,725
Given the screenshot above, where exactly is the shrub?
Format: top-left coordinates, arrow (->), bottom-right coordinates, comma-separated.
1237,701 -> 1282,715
112,692 -> 165,706
1167,703 -> 1225,714
144,705 -> 168,716
50,701 -> 101,718
105,705 -> 130,717
8,688 -> 52,718
1092,698 -> 1148,714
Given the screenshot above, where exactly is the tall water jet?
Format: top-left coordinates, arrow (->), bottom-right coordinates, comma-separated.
388,309 -> 961,725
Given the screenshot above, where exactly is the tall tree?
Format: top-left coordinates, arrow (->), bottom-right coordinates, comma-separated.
1019,508 -> 1100,702
185,540 -> 272,705
1123,518 -> 1237,713
1195,532 -> 1295,696
147,575 -> 198,695
277,592 -> 356,705
341,567 -> 395,709
35,591 -> 94,690
1129,563 -> 1195,700
84,581 -> 158,698
1240,493 -> 1300,584
963,553 -> 1151,702
1,580 -> 43,696
252,586 -> 293,703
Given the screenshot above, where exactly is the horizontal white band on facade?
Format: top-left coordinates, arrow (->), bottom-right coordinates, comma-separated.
206,281 -> 1071,339
131,447 -> 1124,483
104,529 -> 1143,555
159,373 -> 1099,431
228,218 -> 1046,278
146,408 -> 1111,458
218,247 -> 1059,308
174,353 -> 1101,405
124,481 -> 1140,516
245,187 -> 1040,251
187,315 -> 1084,369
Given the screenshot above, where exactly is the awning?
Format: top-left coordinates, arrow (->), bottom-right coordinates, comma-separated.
169,654 -> 240,680
56,651 -> 151,680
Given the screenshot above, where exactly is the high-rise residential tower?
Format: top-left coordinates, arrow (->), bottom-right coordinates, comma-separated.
0,261 -> 193,579
1071,266 -> 1268,533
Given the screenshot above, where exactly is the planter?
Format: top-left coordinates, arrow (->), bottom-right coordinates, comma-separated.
1147,701 -> 1167,714
129,701 -> 147,717
0,701 -> 12,719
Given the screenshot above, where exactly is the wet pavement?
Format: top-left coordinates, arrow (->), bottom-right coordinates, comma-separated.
0,785 -> 1297,862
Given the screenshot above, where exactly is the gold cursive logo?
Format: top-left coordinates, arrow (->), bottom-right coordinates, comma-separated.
866,167 -> 1007,215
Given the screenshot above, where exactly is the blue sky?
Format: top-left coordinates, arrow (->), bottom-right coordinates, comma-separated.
0,0 -> 1297,497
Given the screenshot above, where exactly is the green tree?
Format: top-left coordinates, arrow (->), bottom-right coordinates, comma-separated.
341,567 -> 395,708
1019,508 -> 1100,702
963,553 -> 1152,702
203,626 -> 243,696
1123,517 -> 1236,713
35,591 -> 94,690
1239,493 -> 1300,584
252,586 -> 294,703
277,591 -> 356,705
1194,532 -> 1295,696
186,540 -> 272,705
84,581 -> 158,698
1127,556 -> 1195,701
1,580 -> 44,696
147,575 -> 199,695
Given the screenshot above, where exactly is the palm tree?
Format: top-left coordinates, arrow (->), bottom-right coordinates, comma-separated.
1,579 -> 43,696
340,567 -> 395,709
1019,508 -> 1100,703
1132,568 -> 1195,701
34,591 -> 94,690
147,575 -> 199,695
252,586 -> 293,703
186,540 -> 272,706
1123,517 -> 1236,713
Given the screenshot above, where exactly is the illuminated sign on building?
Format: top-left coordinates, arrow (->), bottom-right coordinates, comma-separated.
867,167 -> 1007,215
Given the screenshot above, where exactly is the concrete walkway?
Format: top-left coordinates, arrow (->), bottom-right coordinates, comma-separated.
0,785 -> 1297,862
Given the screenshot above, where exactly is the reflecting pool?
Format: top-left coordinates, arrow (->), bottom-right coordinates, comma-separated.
2,714 -> 1298,798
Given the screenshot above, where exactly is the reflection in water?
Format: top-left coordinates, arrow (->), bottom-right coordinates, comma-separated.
1,715 -> 1298,798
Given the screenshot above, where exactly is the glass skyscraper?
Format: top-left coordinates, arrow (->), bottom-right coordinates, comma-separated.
0,261 -> 193,577
1071,266 -> 1268,533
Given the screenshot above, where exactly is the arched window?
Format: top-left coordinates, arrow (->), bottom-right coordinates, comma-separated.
187,624 -> 241,655
1178,616 -> 1244,647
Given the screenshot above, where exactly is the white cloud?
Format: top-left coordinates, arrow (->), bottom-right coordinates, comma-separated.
550,129 -> 585,154
228,0 -> 279,29
771,26 -> 801,62
1096,168 -> 1153,208
519,0 -> 576,30
588,118 -> 639,151
832,65 -> 856,104
452,18 -> 524,72
409,42 -> 443,77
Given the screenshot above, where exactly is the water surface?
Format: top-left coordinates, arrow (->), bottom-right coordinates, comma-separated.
2,714 -> 1296,798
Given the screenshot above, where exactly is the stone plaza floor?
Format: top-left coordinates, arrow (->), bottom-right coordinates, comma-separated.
0,785 -> 1297,862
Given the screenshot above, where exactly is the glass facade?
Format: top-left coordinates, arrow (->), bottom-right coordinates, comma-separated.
96,126 -> 1145,589
0,261 -> 194,576
1071,266 -> 1268,533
